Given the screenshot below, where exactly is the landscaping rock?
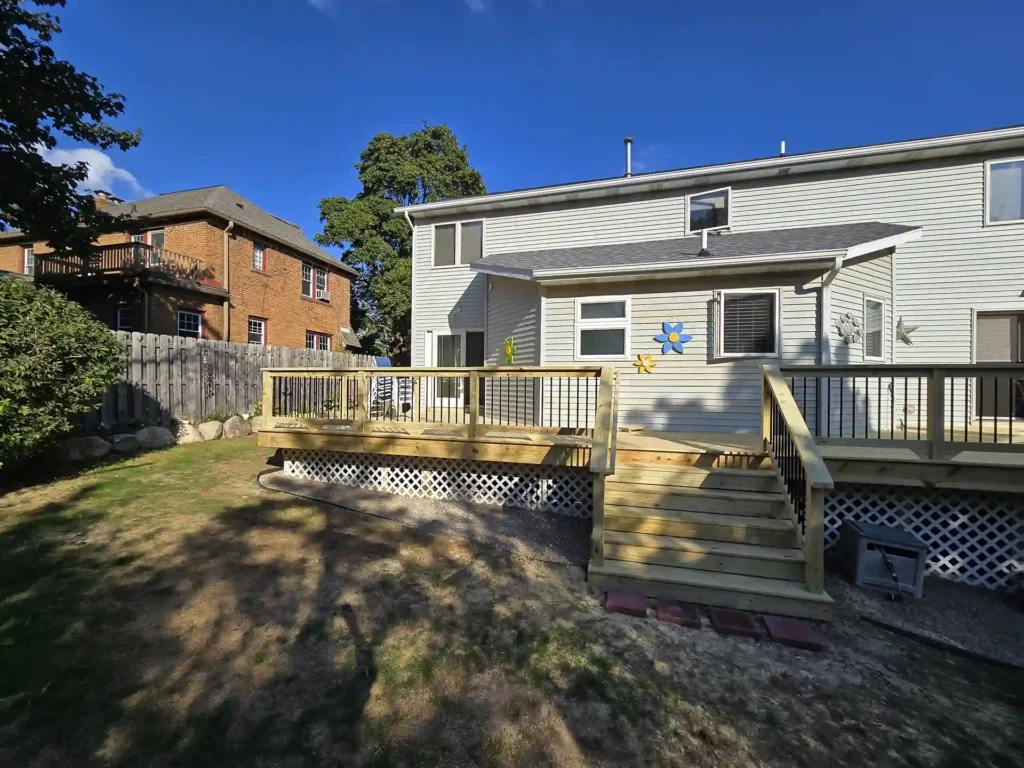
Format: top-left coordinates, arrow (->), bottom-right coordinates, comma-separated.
249,415 -> 263,431
135,426 -> 175,450
176,422 -> 204,444
60,435 -> 111,461
108,433 -> 140,455
222,415 -> 251,439
198,421 -> 224,441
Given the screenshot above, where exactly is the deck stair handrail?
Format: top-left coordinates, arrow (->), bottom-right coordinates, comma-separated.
261,365 -> 617,474
35,242 -> 205,283
761,364 -> 834,594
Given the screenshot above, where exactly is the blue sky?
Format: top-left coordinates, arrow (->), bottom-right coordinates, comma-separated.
50,0 -> 1024,256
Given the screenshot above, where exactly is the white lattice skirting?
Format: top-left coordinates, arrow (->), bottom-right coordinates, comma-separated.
282,450 -> 594,519
825,484 -> 1023,590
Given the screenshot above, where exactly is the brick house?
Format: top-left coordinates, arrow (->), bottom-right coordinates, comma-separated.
0,186 -> 359,351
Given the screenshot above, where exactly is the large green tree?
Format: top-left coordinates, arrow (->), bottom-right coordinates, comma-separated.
0,0 -> 141,254
317,123 -> 485,360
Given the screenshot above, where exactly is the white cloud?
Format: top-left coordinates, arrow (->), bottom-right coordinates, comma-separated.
39,147 -> 151,199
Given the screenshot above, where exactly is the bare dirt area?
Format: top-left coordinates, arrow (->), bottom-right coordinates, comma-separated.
1,437 -> 1022,767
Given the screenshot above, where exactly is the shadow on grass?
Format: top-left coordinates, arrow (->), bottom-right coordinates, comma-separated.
2,457 -> 1023,767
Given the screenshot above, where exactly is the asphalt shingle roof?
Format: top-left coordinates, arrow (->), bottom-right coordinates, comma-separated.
108,186 -> 356,275
473,222 -> 920,277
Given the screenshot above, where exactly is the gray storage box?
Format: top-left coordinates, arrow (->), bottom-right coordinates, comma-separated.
838,520 -> 928,598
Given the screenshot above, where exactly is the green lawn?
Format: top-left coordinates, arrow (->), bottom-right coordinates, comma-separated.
1,437 -> 1022,767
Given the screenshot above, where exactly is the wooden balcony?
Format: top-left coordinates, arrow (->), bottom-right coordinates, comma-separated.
35,242 -> 222,294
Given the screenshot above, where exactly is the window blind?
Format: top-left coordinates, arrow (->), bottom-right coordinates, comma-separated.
722,293 -> 776,355
460,222 -> 483,264
434,224 -> 456,266
865,299 -> 884,359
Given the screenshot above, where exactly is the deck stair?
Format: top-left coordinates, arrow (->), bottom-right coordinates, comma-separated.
589,462 -> 835,621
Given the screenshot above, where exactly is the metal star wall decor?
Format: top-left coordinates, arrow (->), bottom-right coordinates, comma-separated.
896,317 -> 919,346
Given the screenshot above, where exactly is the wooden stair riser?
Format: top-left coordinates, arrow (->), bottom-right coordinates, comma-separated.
616,450 -> 770,471
589,570 -> 834,622
605,487 -> 783,517
604,543 -> 805,581
608,469 -> 777,493
605,514 -> 797,548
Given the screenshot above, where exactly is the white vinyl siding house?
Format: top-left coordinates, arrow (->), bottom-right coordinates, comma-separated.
407,126 -> 1024,435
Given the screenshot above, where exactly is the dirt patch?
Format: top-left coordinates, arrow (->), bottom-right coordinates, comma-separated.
1,437 -> 1022,767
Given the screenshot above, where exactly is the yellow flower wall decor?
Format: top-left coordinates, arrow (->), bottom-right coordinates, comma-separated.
633,354 -> 657,374
503,337 -> 517,364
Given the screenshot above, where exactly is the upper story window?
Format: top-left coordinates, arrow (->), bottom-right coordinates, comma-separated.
687,187 -> 730,233
253,243 -> 265,271
23,246 -> 34,276
177,309 -> 202,339
433,221 -> 483,266
717,289 -> 780,358
575,297 -> 630,359
864,296 -> 885,361
987,159 -> 1024,224
302,263 -> 330,301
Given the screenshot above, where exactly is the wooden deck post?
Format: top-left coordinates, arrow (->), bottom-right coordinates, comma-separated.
804,478 -> 825,593
354,371 -> 368,434
760,368 -> 772,453
261,370 -> 273,430
468,370 -> 480,438
927,368 -> 946,459
590,474 -> 605,568
590,367 -> 615,473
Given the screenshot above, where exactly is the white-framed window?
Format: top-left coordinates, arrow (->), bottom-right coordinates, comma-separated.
575,297 -> 631,360
716,289 -> 781,358
305,331 -> 331,351
247,317 -> 266,346
302,262 -> 329,300
252,243 -> 265,271
986,158 -> 1024,225
147,229 -> 165,248
116,306 -> 133,331
23,246 -> 34,276
863,296 -> 885,361
177,310 -> 202,338
687,187 -> 731,234
433,220 -> 484,267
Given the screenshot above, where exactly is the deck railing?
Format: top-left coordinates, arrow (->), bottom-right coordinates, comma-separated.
261,365 -> 619,473
779,364 -> 1024,459
35,242 -> 207,283
762,365 -> 834,594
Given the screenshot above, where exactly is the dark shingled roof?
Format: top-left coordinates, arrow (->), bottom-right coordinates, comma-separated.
473,222 -> 920,277
1,185 -> 356,277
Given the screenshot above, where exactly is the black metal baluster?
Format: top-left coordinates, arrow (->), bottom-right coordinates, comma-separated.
877,377 -> 882,438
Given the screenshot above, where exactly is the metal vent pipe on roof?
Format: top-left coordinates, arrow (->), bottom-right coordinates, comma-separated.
780,140 -> 787,156
624,137 -> 633,177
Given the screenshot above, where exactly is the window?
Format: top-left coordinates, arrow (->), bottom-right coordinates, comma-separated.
687,188 -> 730,233
302,263 -> 313,297
253,243 -> 265,271
433,220 -> 484,266
23,246 -> 34,276
147,230 -> 165,249
116,306 -> 133,331
864,296 -> 885,361
306,331 -> 330,351
302,262 -> 329,300
987,159 -> 1024,224
248,317 -> 266,346
717,290 -> 779,357
575,298 -> 630,359
177,310 -> 202,338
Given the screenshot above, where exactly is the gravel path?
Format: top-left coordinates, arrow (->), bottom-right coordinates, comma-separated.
258,470 -> 590,566
828,571 -> 1024,668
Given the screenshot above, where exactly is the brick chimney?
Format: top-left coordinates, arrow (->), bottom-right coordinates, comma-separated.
92,190 -> 124,209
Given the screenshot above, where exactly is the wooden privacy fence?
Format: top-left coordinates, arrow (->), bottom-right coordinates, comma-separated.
83,331 -> 374,429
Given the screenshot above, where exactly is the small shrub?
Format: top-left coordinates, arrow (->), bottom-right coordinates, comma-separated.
202,407 -> 235,423
0,280 -> 124,468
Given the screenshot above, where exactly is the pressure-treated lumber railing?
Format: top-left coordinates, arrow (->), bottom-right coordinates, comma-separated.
779,364 -> 1024,459
762,365 -> 834,594
261,365 -> 619,473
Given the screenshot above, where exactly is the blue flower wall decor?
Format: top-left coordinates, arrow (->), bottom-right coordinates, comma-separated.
654,322 -> 693,354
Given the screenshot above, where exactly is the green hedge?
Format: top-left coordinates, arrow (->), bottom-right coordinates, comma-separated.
0,280 -> 124,468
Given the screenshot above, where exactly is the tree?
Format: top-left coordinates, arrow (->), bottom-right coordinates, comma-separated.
0,279 -> 124,468
0,0 -> 141,255
317,124 -> 485,360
